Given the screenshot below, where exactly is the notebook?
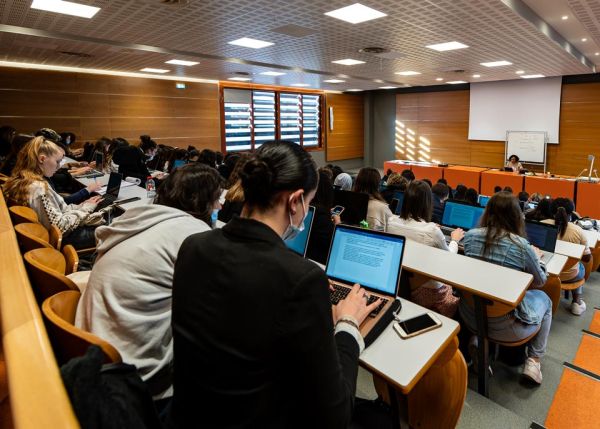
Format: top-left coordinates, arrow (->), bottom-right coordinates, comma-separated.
325,225 -> 406,336
285,206 -> 315,257
333,189 -> 369,226
525,220 -> 558,264
95,172 -> 122,212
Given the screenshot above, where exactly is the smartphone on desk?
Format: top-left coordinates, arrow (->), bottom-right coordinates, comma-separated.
331,205 -> 345,216
393,313 -> 442,339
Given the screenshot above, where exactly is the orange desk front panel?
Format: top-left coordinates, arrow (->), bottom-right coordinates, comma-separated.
524,176 -> 576,200
443,166 -> 488,192
384,161 -> 412,174
411,165 -> 444,182
576,181 -> 600,219
480,170 -> 524,196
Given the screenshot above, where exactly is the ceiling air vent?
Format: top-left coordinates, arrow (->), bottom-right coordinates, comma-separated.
158,0 -> 190,5
359,47 -> 390,54
58,51 -> 92,58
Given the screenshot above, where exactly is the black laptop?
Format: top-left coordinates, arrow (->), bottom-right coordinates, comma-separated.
95,172 -> 123,211
525,220 -> 558,264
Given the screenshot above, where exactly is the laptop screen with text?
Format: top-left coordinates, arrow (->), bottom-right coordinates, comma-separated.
326,225 -> 405,295
442,201 -> 485,230
285,206 -> 315,257
525,221 -> 558,253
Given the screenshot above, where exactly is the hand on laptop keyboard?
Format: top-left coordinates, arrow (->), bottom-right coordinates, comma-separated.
450,228 -> 465,242
332,283 -> 384,327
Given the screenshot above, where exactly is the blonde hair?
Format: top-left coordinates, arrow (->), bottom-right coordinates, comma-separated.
3,137 -> 63,206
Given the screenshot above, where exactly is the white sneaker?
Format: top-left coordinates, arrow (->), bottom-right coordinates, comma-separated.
522,358 -> 543,385
571,300 -> 587,316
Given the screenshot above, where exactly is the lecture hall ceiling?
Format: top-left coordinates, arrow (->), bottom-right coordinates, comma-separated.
0,0 -> 598,91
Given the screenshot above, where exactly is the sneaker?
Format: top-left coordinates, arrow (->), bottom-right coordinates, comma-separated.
571,300 -> 587,316
522,358 -> 542,384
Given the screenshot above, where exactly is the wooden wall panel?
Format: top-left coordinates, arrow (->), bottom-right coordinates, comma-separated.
325,93 -> 364,161
0,67 -> 221,150
395,83 -> 600,176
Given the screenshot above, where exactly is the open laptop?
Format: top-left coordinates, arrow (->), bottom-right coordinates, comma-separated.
389,191 -> 405,215
285,206 -> 315,257
478,195 -> 490,207
525,220 -> 558,264
333,189 -> 369,226
440,201 -> 485,240
172,159 -> 187,170
94,172 -> 123,211
326,225 -> 406,336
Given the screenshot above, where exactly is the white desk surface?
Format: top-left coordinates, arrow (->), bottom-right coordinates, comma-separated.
545,253 -> 568,277
360,298 -> 459,394
582,230 -> 599,248
402,240 -> 532,306
554,240 -> 585,259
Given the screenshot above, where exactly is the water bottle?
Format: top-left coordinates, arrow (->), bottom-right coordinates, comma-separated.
146,176 -> 156,198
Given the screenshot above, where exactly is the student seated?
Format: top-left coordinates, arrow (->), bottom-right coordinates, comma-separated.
453,184 -> 467,201
333,172 -> 352,191
465,188 -> 479,206
525,197 -> 553,221
75,163 -> 221,403
305,170 -> 340,264
168,140 -> 380,428
3,137 -> 102,249
541,198 -> 591,315
353,167 -> 392,230
380,173 -> 408,204
460,192 -> 551,384
431,182 -> 450,224
113,135 -> 162,186
401,169 -> 415,182
387,181 -> 462,317
218,154 -> 250,223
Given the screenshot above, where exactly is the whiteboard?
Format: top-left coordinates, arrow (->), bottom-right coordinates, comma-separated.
469,77 -> 561,143
506,131 -> 546,164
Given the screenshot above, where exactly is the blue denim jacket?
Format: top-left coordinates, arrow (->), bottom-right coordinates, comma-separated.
462,228 -> 548,324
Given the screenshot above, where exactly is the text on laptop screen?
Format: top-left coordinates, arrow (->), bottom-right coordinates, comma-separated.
285,206 -> 315,256
326,227 -> 404,295
442,202 -> 484,230
525,222 -> 558,252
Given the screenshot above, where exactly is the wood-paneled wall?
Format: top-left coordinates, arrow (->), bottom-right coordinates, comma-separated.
395,82 -> 600,176
326,93 -> 364,161
0,67 -> 221,150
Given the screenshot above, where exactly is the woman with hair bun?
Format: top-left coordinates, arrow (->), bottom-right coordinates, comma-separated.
169,140 -> 381,428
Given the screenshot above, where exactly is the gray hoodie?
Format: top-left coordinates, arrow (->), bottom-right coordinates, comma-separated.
75,204 -> 211,399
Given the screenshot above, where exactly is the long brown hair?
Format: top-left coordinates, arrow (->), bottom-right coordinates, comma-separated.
400,180 -> 432,222
353,167 -> 384,202
479,192 -> 525,256
225,153 -> 251,203
3,137 -> 63,205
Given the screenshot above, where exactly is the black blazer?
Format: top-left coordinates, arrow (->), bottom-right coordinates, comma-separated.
169,216 -> 359,429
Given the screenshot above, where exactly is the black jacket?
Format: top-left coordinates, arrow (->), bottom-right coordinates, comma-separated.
169,216 -> 359,428
113,146 -> 150,185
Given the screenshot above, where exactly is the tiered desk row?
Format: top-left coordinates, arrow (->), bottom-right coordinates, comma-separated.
384,160 -> 600,218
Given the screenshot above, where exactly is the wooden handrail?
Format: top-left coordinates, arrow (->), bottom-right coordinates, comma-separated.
0,191 -> 79,428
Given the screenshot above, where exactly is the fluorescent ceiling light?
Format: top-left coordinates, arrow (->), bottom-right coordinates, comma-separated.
395,71 -> 421,76
521,74 -> 544,79
228,77 -> 252,81
332,58 -> 365,66
324,79 -> 345,83
228,37 -> 273,49
426,41 -> 469,51
324,3 -> 387,24
447,80 -> 467,84
581,38 -> 587,42
140,68 -> 170,73
260,71 -> 286,76
292,83 -> 310,87
31,0 -> 100,18
480,60 -> 512,67
562,15 -> 568,20
346,89 -> 363,92
472,74 -> 481,78
515,70 -> 525,74
596,52 -> 599,56
436,77 -> 444,81
165,59 -> 199,66
379,86 -> 398,89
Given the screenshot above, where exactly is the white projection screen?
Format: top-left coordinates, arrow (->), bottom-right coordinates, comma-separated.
468,77 -> 562,144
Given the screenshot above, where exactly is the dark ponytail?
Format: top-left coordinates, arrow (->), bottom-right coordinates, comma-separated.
240,140 -> 318,211
551,198 -> 575,238
140,135 -> 157,152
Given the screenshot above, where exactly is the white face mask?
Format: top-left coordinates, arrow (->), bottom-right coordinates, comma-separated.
282,194 -> 307,241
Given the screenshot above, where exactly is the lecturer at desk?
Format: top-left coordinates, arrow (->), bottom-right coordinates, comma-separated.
505,154 -> 523,172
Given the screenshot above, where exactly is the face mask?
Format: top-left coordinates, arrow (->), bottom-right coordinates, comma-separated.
145,154 -> 155,162
211,209 -> 219,227
282,194 -> 306,242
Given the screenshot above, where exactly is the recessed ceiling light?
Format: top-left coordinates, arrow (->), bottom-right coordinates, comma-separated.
581,38 -> 587,42
562,15 -> 568,20
426,41 -> 469,51
436,77 -> 444,81
395,71 -> 421,76
31,0 -> 100,18
324,79 -> 346,83
260,71 -> 286,76
472,74 -> 481,78
379,86 -> 398,89
165,59 -> 199,66
480,60 -> 512,67
228,77 -> 252,81
332,58 -> 365,66
596,52 -> 600,56
521,74 -> 545,79
228,37 -> 274,49
292,83 -> 310,87
447,80 -> 467,84
324,3 -> 387,24
140,68 -> 170,74
515,70 -> 525,74
346,89 -> 363,92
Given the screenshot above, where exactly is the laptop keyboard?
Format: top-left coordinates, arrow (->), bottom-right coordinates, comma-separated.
75,170 -> 104,179
329,283 -> 388,318
94,194 -> 118,211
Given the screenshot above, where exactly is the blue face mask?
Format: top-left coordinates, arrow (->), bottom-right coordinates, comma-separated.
282,195 -> 306,242
211,209 -> 219,227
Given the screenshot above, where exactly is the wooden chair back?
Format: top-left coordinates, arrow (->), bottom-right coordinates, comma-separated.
62,245 -> 79,275
9,205 -> 39,225
14,222 -> 52,253
42,291 -> 122,366
49,224 -> 63,250
23,248 -> 78,304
